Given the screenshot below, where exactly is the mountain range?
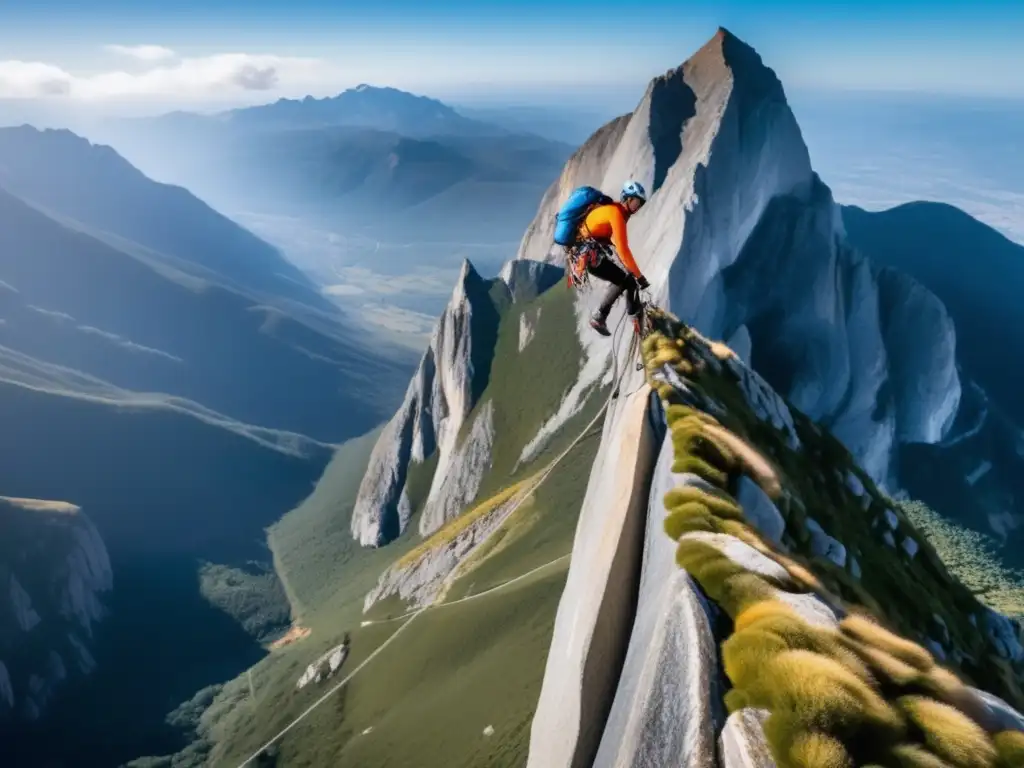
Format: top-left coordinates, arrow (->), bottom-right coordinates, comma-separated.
3,25 -> 1024,768
88,85 -> 577,286
98,27 -> 1024,768
0,125 -> 411,765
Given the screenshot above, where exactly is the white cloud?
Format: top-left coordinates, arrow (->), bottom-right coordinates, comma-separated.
104,44 -> 177,62
0,53 -> 333,102
0,61 -> 72,98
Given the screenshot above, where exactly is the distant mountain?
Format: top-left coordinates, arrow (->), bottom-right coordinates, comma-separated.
0,126 -> 331,313
454,103 -> 616,144
0,130 -> 413,763
206,125 -> 574,221
219,84 -> 508,138
96,127 -> 574,250
90,87 -> 575,247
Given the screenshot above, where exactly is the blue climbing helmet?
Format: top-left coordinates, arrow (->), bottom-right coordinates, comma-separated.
621,180 -> 647,204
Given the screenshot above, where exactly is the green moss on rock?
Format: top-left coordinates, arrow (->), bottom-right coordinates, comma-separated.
640,310 -> 1023,768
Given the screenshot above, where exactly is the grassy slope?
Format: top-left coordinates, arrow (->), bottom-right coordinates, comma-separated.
0,185 -> 402,444
259,565 -> 568,768
185,279 -> 606,767
476,279 -> 600,493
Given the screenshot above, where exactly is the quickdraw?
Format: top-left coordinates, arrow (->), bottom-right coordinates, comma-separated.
564,240 -> 610,290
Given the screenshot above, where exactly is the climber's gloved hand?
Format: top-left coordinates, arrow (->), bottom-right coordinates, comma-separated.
636,274 -> 650,290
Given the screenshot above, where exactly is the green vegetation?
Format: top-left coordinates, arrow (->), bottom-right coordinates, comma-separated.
264,564 -> 568,768
267,426 -> 393,619
144,277 -> 604,767
472,280 -> 594,493
641,308 -> 1024,768
444,429 -> 600,602
396,472 -> 540,570
994,730 -> 1024,768
899,499 -> 1024,619
198,562 -> 292,643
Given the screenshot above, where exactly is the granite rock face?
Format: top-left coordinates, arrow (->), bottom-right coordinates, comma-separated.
0,497 -> 112,722
525,387 -> 658,768
735,478 -> 785,547
513,28 -> 960,486
720,709 -> 775,768
351,260 -> 558,546
592,431 -> 720,768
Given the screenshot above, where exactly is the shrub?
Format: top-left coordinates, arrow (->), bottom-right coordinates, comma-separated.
664,485 -> 744,521
840,615 -> 935,672
727,604 -> 873,690
890,744 -> 956,768
675,538 -> 777,616
664,502 -> 719,539
649,347 -> 683,368
993,731 -> 1024,768
841,636 -> 922,687
748,649 -> 903,742
672,454 -> 729,488
897,695 -> 997,768
734,599 -> 803,634
670,417 -> 737,470
786,730 -> 854,768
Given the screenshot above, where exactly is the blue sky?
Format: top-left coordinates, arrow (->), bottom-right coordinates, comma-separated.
1,0 -> 1023,114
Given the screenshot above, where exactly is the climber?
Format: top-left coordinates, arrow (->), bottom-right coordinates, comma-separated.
574,180 -> 650,336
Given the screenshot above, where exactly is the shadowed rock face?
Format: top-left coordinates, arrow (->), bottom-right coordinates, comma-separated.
0,498 -> 112,722
513,27 -> 960,486
591,436 -> 721,768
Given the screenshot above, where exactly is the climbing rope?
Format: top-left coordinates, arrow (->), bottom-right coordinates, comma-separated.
234,308 -> 639,767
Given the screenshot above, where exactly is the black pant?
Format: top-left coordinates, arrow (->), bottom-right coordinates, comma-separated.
589,257 -> 640,318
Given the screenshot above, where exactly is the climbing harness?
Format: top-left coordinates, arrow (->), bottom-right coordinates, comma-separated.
564,239 -> 610,290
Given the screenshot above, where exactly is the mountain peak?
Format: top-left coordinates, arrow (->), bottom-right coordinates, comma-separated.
457,258 -> 480,282
210,82 -> 501,138
451,258 -> 489,306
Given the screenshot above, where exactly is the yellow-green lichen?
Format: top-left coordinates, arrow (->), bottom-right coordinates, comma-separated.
640,308 -> 1017,768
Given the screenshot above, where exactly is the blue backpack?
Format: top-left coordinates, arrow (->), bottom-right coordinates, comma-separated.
553,186 -> 614,246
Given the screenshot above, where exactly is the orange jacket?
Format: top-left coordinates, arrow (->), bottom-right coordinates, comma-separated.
579,203 -> 641,277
